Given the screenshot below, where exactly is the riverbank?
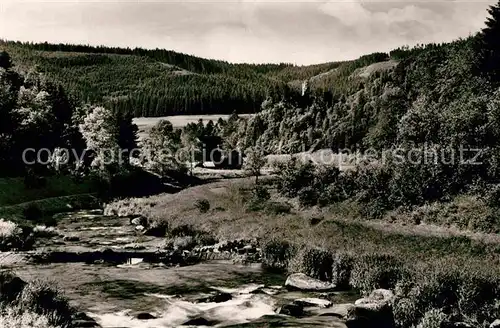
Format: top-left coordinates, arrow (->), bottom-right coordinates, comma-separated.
106,177 -> 500,327
1,209 -> 362,328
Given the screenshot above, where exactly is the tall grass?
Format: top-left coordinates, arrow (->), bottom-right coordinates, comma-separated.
0,272 -> 74,328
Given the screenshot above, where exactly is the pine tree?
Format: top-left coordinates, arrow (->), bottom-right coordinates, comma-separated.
478,1 -> 500,84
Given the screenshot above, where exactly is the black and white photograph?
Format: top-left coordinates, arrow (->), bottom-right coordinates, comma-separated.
1,0 -> 500,327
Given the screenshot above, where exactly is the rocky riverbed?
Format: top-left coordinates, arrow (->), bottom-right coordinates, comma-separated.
0,210 -> 398,328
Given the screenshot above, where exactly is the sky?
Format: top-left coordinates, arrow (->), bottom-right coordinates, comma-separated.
0,0 -> 495,65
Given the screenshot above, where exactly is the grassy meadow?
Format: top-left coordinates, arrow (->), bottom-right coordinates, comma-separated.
134,114 -> 255,140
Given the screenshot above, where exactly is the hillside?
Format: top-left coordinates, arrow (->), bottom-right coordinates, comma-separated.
0,40 -> 344,117
0,40 -> 404,117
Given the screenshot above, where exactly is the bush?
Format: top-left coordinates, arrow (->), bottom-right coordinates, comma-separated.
0,271 -> 26,305
298,187 -> 319,207
245,185 -> 271,212
350,254 -> 406,294
0,220 -> 35,251
261,239 -> 297,272
416,308 -> 449,328
276,158 -> 315,197
484,183 -> 500,208
18,280 -> 73,326
0,308 -> 59,328
251,185 -> 270,202
194,199 -> 210,213
289,247 -> 333,281
170,224 -> 197,238
172,236 -> 196,250
331,252 -> 354,290
392,268 -> 492,328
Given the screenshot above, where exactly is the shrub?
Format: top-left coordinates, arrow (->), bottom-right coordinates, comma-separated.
298,187 -> 319,207
0,308 -> 59,328
251,185 -> 270,202
289,247 -> 333,281
172,236 -> 196,250
393,269 -> 467,327
350,254 -> 406,294
416,308 -> 449,328
245,185 -> 271,212
194,199 -> 210,213
456,273 -> 500,325
0,220 -> 34,251
170,224 -> 197,238
23,204 -> 42,221
276,158 -> 315,197
483,183 -> 500,208
0,220 -> 19,240
331,252 -> 354,290
261,239 -> 297,272
0,271 -> 26,305
264,201 -> 292,215
18,280 -> 73,326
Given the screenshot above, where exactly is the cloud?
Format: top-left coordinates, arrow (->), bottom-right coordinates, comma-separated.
0,0 -> 495,64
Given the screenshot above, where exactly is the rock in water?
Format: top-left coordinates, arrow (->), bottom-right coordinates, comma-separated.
143,222 -> 168,237
196,292 -> 232,303
278,303 -> 305,317
293,298 -> 332,308
131,216 -> 148,227
136,313 -> 156,320
72,312 -> 100,327
183,317 -> 219,326
285,273 -> 336,291
346,289 -> 395,328
313,303 -> 355,319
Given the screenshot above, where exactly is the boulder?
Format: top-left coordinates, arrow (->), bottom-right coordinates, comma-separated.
285,273 -> 336,291
196,292 -> 232,303
293,298 -> 332,308
278,303 -> 305,317
72,312 -> 100,327
131,216 -> 148,227
135,225 -> 145,231
182,317 -> 219,326
73,320 -> 100,328
136,313 -> 156,320
313,303 -> 355,319
354,289 -> 394,312
346,289 -> 395,328
491,320 -> 500,328
143,222 -> 168,237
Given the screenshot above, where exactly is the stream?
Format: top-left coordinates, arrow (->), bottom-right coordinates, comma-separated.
1,210 -> 358,328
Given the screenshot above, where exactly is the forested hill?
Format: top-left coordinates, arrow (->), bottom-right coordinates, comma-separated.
0,40 -> 351,117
